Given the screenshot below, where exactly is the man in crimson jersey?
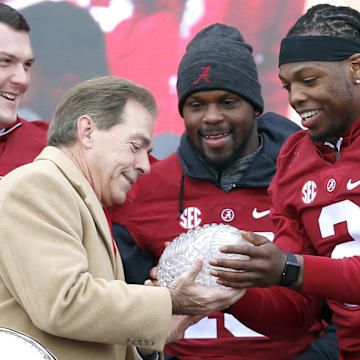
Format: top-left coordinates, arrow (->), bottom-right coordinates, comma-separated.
0,3 -> 48,177
211,4 -> 360,359
109,23 -> 338,360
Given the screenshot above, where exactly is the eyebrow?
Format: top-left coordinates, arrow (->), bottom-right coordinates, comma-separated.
279,66 -> 317,81
0,51 -> 35,64
131,133 -> 153,151
294,66 -> 317,76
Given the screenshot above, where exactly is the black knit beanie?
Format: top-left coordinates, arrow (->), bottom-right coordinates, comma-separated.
177,23 -> 264,116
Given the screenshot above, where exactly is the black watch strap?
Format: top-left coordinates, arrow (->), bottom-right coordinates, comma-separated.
279,252 -> 300,287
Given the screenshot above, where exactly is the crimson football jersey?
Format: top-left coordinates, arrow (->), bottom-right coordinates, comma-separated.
110,153 -> 322,360
0,117 -> 49,177
269,117 -> 360,359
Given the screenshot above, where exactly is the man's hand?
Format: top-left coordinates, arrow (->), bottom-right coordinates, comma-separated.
166,314 -> 205,344
144,265 -> 160,287
209,231 -> 287,289
168,258 -> 245,315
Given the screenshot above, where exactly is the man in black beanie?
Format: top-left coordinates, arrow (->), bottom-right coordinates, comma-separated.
109,23 -> 337,359
177,23 -> 263,117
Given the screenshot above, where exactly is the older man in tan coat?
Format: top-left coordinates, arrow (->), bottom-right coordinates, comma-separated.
0,76 -> 243,359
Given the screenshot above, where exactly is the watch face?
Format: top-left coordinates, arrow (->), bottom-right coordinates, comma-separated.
281,253 -> 300,286
286,262 -> 300,282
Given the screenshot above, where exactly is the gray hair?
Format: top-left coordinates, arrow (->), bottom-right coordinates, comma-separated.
48,76 -> 157,147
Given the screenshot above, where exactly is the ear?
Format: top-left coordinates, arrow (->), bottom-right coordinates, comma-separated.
77,115 -> 96,149
349,53 -> 360,84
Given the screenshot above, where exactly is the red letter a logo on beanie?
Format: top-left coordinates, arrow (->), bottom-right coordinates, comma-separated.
192,65 -> 211,84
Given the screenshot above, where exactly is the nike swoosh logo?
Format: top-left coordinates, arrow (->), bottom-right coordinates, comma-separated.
347,179 -> 360,190
252,208 -> 270,219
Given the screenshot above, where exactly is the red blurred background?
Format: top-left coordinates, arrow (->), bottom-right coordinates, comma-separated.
4,0 -> 359,157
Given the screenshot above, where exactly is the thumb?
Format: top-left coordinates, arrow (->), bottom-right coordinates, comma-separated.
184,257 -> 203,283
169,257 -> 204,291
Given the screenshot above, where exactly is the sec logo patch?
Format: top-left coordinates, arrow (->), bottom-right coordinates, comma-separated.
179,207 -> 202,229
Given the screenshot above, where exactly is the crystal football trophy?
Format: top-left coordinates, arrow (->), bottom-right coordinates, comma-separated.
157,223 -> 251,289
0,327 -> 57,359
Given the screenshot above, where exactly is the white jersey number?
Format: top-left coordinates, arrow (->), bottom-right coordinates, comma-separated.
319,199 -> 360,307
319,199 -> 360,259
184,232 -> 274,339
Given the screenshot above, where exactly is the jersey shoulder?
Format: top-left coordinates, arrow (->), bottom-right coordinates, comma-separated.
19,118 -> 50,133
269,130 -> 316,204
132,152 -> 182,198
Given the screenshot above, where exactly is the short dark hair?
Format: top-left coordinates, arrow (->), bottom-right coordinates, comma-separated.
0,3 -> 30,32
286,4 -> 360,39
48,76 -> 157,147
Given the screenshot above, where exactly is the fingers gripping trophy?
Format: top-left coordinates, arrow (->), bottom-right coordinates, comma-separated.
158,223 -> 251,289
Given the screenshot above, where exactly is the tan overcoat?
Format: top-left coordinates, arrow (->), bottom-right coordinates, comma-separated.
0,146 -> 171,359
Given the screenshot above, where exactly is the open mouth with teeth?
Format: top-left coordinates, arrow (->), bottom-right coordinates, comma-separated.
300,110 -> 319,122
202,131 -> 231,148
1,92 -> 16,101
204,132 -> 229,140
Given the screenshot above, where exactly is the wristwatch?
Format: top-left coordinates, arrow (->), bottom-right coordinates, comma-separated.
279,252 -> 300,287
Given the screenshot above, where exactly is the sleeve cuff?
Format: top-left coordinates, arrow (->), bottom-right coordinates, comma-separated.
135,348 -> 159,360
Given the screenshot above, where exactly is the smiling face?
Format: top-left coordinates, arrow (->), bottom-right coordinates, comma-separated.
279,58 -> 360,143
182,90 -> 258,168
0,23 -> 33,129
87,100 -> 154,207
